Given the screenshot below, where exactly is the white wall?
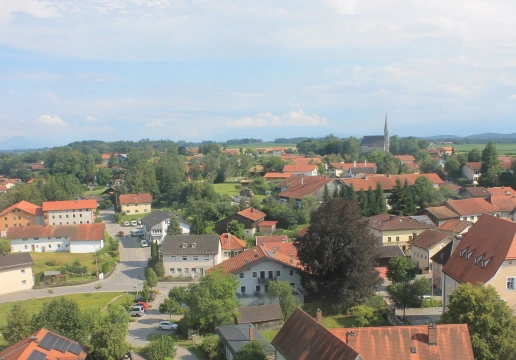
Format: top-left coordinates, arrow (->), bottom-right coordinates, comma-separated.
291,170 -> 318,176
443,273 -> 460,310
236,259 -> 302,295
0,266 -> 34,295
164,243 -> 222,277
47,209 -> 94,225
11,237 -> 70,252
69,240 -> 104,253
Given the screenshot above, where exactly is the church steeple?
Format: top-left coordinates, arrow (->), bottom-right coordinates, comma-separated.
384,114 -> 389,152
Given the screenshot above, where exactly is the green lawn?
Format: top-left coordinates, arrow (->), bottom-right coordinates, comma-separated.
31,252 -> 101,274
212,183 -> 241,197
83,186 -> 109,196
225,142 -> 297,150
260,330 -> 279,342
301,302 -> 358,328
452,143 -> 516,155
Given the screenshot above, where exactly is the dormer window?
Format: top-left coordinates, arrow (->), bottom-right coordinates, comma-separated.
466,251 -> 473,260
475,255 -> 483,265
460,248 -> 467,257
482,258 -> 491,268
192,243 -> 196,249
181,243 -> 187,248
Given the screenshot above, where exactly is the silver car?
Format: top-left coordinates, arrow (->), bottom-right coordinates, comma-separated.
130,305 -> 145,317
158,321 -> 178,330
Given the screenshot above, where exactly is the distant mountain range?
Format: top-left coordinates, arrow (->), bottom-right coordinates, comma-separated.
425,133 -> 516,141
0,137 -> 50,151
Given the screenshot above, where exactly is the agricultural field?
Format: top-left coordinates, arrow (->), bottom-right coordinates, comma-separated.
452,143 -> 516,155
224,142 -> 297,150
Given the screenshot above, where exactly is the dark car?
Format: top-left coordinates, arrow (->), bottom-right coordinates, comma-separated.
149,292 -> 156,302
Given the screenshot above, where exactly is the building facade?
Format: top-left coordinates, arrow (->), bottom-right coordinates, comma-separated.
119,193 -> 152,214
0,253 -> 34,295
0,201 -> 44,237
42,200 -> 97,226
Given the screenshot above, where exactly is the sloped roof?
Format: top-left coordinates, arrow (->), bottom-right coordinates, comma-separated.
161,235 -> 220,255
237,207 -> 266,222
119,193 -> 152,205
283,164 -> 318,173
462,186 -> 490,198
394,155 -> 416,162
42,199 -> 97,211
438,219 -> 472,234
498,156 -> 514,170
263,172 -> 292,179
7,223 -> 105,241
431,241 -> 454,266
445,198 -> 499,216
237,304 -> 283,324
216,324 -> 273,355
443,214 -> 516,284
488,194 -> 516,212
259,220 -> 278,227
0,252 -> 34,271
367,214 -> 432,232
463,162 -> 482,171
255,235 -> 288,245
377,245 -> 405,259
329,162 -> 377,170
0,200 -> 42,217
487,186 -> 515,196
424,206 -> 459,220
262,241 -> 298,258
220,233 -> 247,251
342,173 -> 443,191
272,308 -> 361,360
279,177 -> 334,200
140,211 -> 171,228
360,135 -> 385,147
330,324 -> 474,360
278,174 -> 325,188
409,230 -> 451,250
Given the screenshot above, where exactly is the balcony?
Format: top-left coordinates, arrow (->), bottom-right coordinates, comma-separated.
257,277 -> 276,284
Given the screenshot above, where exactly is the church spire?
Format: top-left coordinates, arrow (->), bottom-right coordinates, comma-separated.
384,114 -> 388,132
384,114 -> 389,152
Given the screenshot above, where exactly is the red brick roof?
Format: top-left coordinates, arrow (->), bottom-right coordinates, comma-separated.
262,241 -> 298,258
219,233 -> 247,251
283,164 -> 318,173
487,186 -> 515,196
7,223 -> 105,241
463,162 -> 482,171
342,173 -> 443,191
443,214 -> 516,284
42,199 -> 97,212
368,214 -> 433,232
409,229 -> 451,250
237,207 -> 266,222
263,172 -> 293,179
119,193 -> 153,205
444,198 -> 499,216
330,324 -> 474,360
279,176 -> 334,200
272,308 -> 361,360
438,219 -> 472,234
394,155 -> 416,162
0,328 -> 88,360
0,201 -> 42,217
488,194 -> 516,212
256,235 -> 289,245
259,220 -> 278,227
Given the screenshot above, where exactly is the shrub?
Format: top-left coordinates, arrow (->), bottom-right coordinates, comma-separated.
153,261 -> 165,277
114,213 -> 122,223
421,298 -> 442,308
73,259 -> 81,266
60,265 -> 88,275
102,263 -> 109,275
199,335 -> 221,360
46,260 -> 57,266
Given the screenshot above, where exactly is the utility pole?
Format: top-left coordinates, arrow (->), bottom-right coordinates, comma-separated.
94,245 -> 99,278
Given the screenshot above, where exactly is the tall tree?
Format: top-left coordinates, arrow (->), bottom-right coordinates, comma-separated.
357,189 -> 368,216
386,256 -> 416,283
296,198 -> 382,311
366,186 -> 378,216
388,281 -> 417,320
190,216 -> 206,235
441,283 -> 516,359
145,268 -> 159,290
2,303 -> 32,345
267,280 -> 297,321
403,179 -> 416,215
375,183 -> 387,213
90,323 -> 129,360
479,141 -> 501,187
234,340 -> 267,360
412,176 -> 440,208
227,220 -> 246,239
322,184 -> 330,202
388,179 -> 404,215
159,298 -> 182,319
142,335 -> 177,360
167,216 -> 183,235
467,148 -> 482,162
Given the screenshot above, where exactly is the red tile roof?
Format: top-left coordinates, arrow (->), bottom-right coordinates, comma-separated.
329,162 -> 377,170
394,155 -> 416,162
208,245 -> 301,274
437,219 -> 472,234
101,153 -> 111,160
498,156 -> 514,170
278,174 -> 323,188
263,172 -> 293,179
444,198 -> 499,216
237,207 -> 266,222
262,241 -> 298,258
367,214 -> 433,232
409,229 -> 451,250
463,162 -> 482,171
219,233 -> 247,251
259,220 -> 278,227
443,214 -> 516,284
0,200 -> 42,217
488,194 -> 516,212
119,193 -> 153,205
487,186 -> 515,196
424,206 -> 459,220
42,199 -> 97,212
330,324 -> 474,360
281,156 -> 322,165
279,176 -> 334,200
0,185 -> 8,191
272,308 -> 361,360
441,181 -> 462,192
283,164 -> 318,173
7,223 -> 105,241
256,235 -> 289,245
0,328 -> 88,360
342,173 -> 443,191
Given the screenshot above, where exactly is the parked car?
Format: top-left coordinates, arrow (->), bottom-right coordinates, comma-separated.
137,219 -> 142,225
123,221 -> 130,226
149,292 -> 156,302
131,220 -> 138,226
129,305 -> 145,317
140,240 -> 149,247
117,231 -> 125,237
137,302 -> 149,310
157,321 -> 178,330
131,229 -> 144,237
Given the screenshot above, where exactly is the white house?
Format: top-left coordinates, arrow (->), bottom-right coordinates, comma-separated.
0,252 -> 34,295
7,223 -> 105,254
141,211 -> 190,244
282,164 -> 318,176
42,199 -> 97,226
460,162 -> 481,184
209,245 -> 303,306
162,234 -> 221,278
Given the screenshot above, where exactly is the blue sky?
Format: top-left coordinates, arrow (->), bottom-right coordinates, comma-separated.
1,0 -> 516,147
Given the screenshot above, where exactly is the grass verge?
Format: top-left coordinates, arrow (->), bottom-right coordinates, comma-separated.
260,330 -> 279,342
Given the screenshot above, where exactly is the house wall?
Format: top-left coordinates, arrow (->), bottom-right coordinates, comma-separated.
121,202 -> 151,215
11,237 -> 70,252
455,213 -> 499,223
215,215 -> 259,235
291,170 -> 318,176
373,229 -> 428,250
253,320 -> 283,332
411,240 -> 450,272
276,351 -> 287,360
486,260 -> 516,309
442,274 -> 460,310
0,265 -> 34,295
144,220 -> 169,244
222,250 -> 244,261
360,145 -> 385,153
164,243 -> 222,277
1,209 -> 43,232
46,209 -> 94,225
69,240 -> 104,253
258,225 -> 276,234
461,166 -> 480,183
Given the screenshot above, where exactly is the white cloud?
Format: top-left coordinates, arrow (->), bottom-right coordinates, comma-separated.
33,114 -> 68,127
510,94 -> 516,100
85,116 -> 97,122
227,109 -> 328,128
145,119 -> 165,128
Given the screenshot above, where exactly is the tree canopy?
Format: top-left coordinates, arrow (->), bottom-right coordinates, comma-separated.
234,340 -> 268,360
386,256 -> 416,283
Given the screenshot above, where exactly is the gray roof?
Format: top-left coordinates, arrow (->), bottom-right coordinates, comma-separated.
0,252 -> 34,271
237,304 -> 283,324
409,215 -> 435,226
360,135 -> 385,147
161,235 -> 220,255
216,324 -> 274,355
376,245 -> 405,259
141,211 -> 171,228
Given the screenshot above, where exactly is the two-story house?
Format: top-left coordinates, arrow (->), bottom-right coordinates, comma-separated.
42,200 -> 97,225
208,245 -> 303,306
0,252 -> 34,295
220,233 -> 247,260
0,201 -> 44,237
119,193 -> 152,215
408,230 -> 453,273
277,176 -> 338,206
442,214 -> 516,310
282,164 -> 318,176
162,234 -> 221,278
141,211 -> 175,244
8,223 -> 105,253
215,207 -> 266,237
329,161 -> 377,178
460,162 -> 481,184
443,198 -> 500,223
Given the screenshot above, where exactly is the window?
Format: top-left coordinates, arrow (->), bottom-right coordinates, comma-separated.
21,269 -> 25,274
56,236 -> 61,239
253,272 -> 257,278
22,238 -> 28,241
184,268 -> 190,274
177,268 -> 182,274
193,256 -> 198,261
57,244 -> 60,248
256,286 -> 261,292
171,256 -> 176,261
409,236 -> 413,240
459,248 -> 467,257
240,273 -> 244,278
182,256 -> 187,261
22,280 -> 27,285
482,258 -> 491,268
388,237 -> 392,243
24,245 -> 28,249
204,255 -> 209,260
223,252 -> 228,257
80,214 -> 83,217
3,217 -> 6,220
396,237 -> 400,242
508,277 -> 515,290
466,251 -> 473,260
48,244 -> 52,249
290,283 -> 295,288
276,271 -> 281,277
59,215 -> 62,218
66,215 -> 69,218
73,214 -> 75,218
126,210 -> 130,213
289,270 -> 294,276
135,210 -> 139,213
470,216 -> 474,221
241,286 -> 246,293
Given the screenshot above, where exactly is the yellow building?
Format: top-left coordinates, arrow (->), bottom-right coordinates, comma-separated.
367,214 -> 433,252
0,200 -> 44,237
119,193 -> 152,215
0,252 -> 34,295
443,214 -> 516,310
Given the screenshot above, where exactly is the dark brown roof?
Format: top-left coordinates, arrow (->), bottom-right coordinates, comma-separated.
462,186 -> 490,198
360,135 -> 385,147
367,215 -> 432,232
279,176 -> 334,200
119,193 -> 152,205
330,324 -> 474,360
272,308 -> 360,360
463,162 -> 482,170
409,230 -> 451,250
424,206 -> 459,220
161,235 -> 220,255
443,214 -> 516,284
237,304 -> 283,324
0,252 -> 34,271
431,241 -> 454,266
377,245 -> 405,259
6,223 -> 105,242
438,219 -> 472,234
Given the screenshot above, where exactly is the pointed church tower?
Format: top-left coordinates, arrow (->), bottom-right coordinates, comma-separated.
384,114 -> 389,152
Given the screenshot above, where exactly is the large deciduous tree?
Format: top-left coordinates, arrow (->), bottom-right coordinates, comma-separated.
440,283 -> 516,359
479,141 -> 501,187
145,268 -> 158,289
167,216 -> 183,235
159,298 -> 182,319
267,280 -> 297,321
142,335 -> 177,360
90,323 -> 129,360
228,220 -> 246,239
386,256 -> 416,283
3,303 -> 32,345
296,198 -> 382,311
234,340 -> 267,360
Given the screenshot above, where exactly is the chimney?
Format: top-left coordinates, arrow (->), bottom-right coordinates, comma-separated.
346,331 -> 357,348
364,176 -> 368,180
301,176 -> 304,185
249,324 -> 254,341
388,174 -> 392,178
353,160 -> 356,168
251,207 -> 254,213
316,308 -> 323,324
365,160 -> 367,166
428,323 -> 437,346
412,232 -> 417,241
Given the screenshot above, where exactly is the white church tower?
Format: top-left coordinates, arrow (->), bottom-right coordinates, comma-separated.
384,114 -> 390,152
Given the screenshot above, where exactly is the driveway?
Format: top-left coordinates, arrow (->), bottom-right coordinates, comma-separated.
395,307 -> 442,325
